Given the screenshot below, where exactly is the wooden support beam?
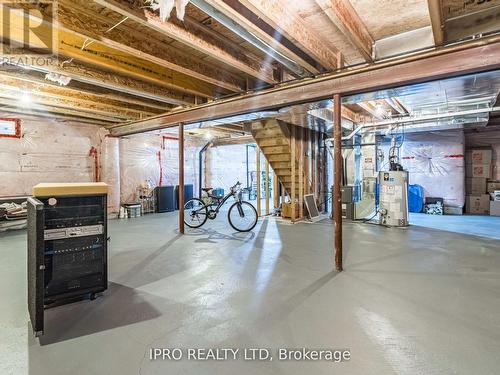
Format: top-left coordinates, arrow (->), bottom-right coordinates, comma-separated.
179,123 -> 185,234
265,160 -> 270,215
291,125 -> 296,221
333,94 -> 343,272
238,0 -> 340,70
256,146 -> 261,216
428,0 -> 445,46
92,0 -> 275,84
110,38 -> 500,136
316,0 -> 374,61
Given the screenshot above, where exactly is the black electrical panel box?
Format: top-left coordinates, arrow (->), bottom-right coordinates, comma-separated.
27,183 -> 108,337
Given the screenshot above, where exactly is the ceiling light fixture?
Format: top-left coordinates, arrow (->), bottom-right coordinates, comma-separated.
20,91 -> 32,105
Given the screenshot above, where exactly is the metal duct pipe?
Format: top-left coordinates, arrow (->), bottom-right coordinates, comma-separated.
326,106 -> 500,142
189,0 -> 309,78
198,141 -> 213,198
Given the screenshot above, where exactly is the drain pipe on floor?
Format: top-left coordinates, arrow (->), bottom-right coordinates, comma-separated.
198,141 -> 213,198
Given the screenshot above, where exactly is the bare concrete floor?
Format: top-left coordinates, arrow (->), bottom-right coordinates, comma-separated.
1,212 -> 500,375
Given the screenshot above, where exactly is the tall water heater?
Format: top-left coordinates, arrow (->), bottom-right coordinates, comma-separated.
378,171 -> 409,227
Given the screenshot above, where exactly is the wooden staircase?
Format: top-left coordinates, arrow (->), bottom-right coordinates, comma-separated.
251,119 -> 303,197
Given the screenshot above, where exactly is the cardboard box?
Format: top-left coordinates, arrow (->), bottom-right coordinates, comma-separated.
490,201 -> 500,216
465,163 -> 491,178
487,181 -> 500,193
444,206 -> 463,215
466,194 -> 490,215
466,149 -> 492,164
465,177 -> 487,194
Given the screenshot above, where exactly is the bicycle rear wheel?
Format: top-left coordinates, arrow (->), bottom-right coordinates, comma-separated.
228,201 -> 258,232
184,198 -> 208,228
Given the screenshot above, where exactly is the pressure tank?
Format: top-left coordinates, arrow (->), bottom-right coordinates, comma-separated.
378,170 -> 409,227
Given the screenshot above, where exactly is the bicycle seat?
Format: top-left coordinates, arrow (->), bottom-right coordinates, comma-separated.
201,187 -> 213,192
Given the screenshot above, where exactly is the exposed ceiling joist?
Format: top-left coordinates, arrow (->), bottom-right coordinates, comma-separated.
428,0 -> 445,45
92,0 -> 276,84
316,0 -> 374,61
0,96 -> 120,123
202,0 -> 321,74
237,0 -> 341,70
109,38 -> 500,136
3,6 -> 217,99
0,79 -> 154,121
0,70 -> 169,113
0,106 -> 114,126
57,1 -> 244,93
0,89 -> 129,121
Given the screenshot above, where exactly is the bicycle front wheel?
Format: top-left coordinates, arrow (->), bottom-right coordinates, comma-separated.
228,201 -> 258,232
184,198 -> 208,228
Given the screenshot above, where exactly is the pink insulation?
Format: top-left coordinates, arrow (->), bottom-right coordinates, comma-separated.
380,130 -> 465,207
0,115 -> 101,197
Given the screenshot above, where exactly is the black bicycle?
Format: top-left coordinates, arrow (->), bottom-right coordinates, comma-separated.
184,182 -> 258,232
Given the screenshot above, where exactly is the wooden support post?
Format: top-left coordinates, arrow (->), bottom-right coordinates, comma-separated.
256,145 -> 261,217
273,171 -> 279,209
178,122 -> 185,234
305,128 -> 310,195
299,127 -> 304,219
312,130 -> 317,200
291,125 -> 296,221
333,94 -> 343,271
265,159 -> 270,215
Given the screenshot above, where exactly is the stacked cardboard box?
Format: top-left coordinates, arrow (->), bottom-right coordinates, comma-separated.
465,149 -> 492,215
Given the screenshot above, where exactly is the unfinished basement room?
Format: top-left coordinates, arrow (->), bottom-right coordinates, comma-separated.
1,1 -> 500,374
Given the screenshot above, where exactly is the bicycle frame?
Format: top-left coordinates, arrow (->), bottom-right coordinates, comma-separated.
205,189 -> 241,214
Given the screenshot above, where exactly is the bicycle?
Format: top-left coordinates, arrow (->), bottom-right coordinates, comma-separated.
184,182 -> 258,232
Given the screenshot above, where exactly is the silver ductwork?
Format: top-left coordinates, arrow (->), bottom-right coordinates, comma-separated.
189,0 -> 309,78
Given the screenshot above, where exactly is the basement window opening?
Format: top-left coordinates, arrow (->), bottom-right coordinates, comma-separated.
0,118 -> 21,138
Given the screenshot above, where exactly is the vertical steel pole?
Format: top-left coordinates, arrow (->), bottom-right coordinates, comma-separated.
333,94 -> 343,271
179,123 -> 185,234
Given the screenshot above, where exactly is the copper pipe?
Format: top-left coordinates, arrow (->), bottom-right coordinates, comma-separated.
333,94 -> 343,272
